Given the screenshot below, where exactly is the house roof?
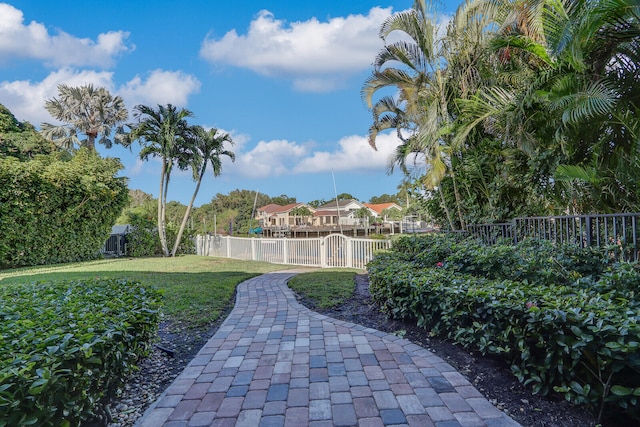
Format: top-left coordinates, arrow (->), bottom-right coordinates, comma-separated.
257,203 -> 283,214
363,202 -> 402,214
111,224 -> 131,235
317,199 -> 363,210
257,203 -> 315,215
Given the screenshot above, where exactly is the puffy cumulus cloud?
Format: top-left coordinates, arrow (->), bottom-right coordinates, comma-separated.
293,132 -> 400,173
0,3 -> 132,68
228,132 -> 401,179
0,68 -> 200,125
233,139 -> 311,178
200,7 -> 392,92
119,69 -> 201,108
0,68 -> 115,124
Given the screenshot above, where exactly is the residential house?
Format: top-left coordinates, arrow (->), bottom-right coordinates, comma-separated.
256,203 -> 316,228
313,199 -> 367,227
363,202 -> 403,222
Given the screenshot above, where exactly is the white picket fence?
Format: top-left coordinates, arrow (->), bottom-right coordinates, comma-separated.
195,234 -> 391,269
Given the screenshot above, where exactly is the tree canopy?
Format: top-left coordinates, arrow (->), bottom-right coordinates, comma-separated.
364,0 -> 640,228
40,84 -> 129,151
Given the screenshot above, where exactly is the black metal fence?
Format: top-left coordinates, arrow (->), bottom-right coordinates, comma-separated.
466,213 -> 640,262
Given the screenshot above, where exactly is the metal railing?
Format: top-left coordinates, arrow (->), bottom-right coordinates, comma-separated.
195,234 -> 391,269
466,213 -> 640,261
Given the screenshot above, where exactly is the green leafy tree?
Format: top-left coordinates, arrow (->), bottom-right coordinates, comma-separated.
369,194 -> 400,204
336,193 -> 355,200
307,199 -> 327,208
271,194 -> 297,205
40,84 -> 129,151
0,103 -> 55,160
171,126 -> 235,256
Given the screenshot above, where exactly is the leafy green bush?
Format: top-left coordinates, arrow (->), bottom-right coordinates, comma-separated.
368,234 -> 640,423
0,278 -> 162,426
126,212 -> 162,257
0,149 -> 128,268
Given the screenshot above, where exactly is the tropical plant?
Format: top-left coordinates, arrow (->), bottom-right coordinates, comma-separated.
454,0 -> 640,214
40,84 -> 129,151
128,104 -> 194,256
290,205 -> 313,227
363,0 -> 501,229
171,126 -> 235,256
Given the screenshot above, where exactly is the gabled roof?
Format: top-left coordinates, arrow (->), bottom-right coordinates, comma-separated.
257,204 -> 283,214
317,199 -> 363,210
257,203 -> 315,215
363,202 -> 402,214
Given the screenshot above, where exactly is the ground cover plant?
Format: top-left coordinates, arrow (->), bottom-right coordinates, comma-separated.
367,234 -> 640,424
0,256 -> 293,425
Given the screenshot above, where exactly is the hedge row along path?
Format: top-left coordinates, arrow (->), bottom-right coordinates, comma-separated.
136,271 -> 519,427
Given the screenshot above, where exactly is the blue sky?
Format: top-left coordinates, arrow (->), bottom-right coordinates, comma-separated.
0,1 -> 461,206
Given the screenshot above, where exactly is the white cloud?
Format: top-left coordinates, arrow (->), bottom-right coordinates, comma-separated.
234,139 -> 311,178
120,69 -> 201,108
293,133 -> 399,173
0,3 -> 132,68
0,68 -> 115,124
228,132 -> 401,179
200,7 -> 392,92
0,68 -> 201,125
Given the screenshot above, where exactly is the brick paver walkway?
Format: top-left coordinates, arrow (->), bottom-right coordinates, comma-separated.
136,272 -> 520,427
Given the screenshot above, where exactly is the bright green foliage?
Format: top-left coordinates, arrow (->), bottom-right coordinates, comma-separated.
0,278 -> 162,426
0,149 -> 128,268
0,103 -> 55,160
368,234 -> 640,424
125,211 -> 162,257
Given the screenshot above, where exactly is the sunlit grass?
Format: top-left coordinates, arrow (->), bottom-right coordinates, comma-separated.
0,256 -> 295,329
287,269 -> 358,309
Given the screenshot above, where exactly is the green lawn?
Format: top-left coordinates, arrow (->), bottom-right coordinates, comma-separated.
287,269 -> 359,309
0,255 -> 295,329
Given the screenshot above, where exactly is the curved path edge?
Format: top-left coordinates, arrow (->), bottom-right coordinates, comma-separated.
135,271 -> 520,427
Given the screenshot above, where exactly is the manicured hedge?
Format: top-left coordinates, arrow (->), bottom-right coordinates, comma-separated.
0,279 -> 162,427
0,149 -> 128,268
368,234 -> 640,423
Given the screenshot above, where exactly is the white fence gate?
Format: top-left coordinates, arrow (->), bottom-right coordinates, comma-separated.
195,234 -> 391,269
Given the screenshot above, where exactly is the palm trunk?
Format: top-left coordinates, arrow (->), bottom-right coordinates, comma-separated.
157,161 -> 169,256
162,167 -> 172,256
439,189 -> 456,230
450,164 -> 466,230
87,134 -> 96,151
171,166 -> 205,256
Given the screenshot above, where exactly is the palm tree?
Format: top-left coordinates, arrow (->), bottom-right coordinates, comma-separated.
455,0 -> 640,214
129,104 -> 194,256
363,0 -> 500,229
40,84 -> 128,151
171,126 -> 235,257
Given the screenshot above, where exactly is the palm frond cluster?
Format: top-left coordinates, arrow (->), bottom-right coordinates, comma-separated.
363,0 -> 640,228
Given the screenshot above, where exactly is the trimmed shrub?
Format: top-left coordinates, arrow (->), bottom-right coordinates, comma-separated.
0,278 -> 162,426
0,149 -> 128,268
368,234 -> 640,423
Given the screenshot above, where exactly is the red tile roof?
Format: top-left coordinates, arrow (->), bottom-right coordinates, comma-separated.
363,202 -> 401,214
